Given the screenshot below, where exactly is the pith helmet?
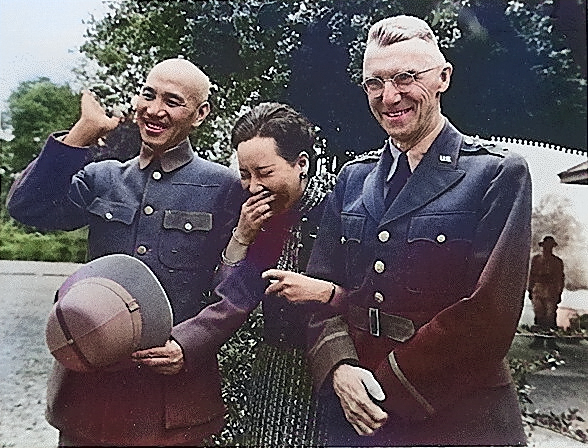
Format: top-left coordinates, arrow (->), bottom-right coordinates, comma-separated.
46,254 -> 173,372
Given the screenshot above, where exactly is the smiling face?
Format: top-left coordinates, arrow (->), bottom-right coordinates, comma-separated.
237,136 -> 308,214
363,38 -> 451,149
135,60 -> 210,153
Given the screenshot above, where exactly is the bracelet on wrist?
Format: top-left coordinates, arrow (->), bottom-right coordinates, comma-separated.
232,227 -> 251,246
221,249 -> 241,267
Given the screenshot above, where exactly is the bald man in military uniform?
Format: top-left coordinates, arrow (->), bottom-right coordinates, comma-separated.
7,59 -> 243,446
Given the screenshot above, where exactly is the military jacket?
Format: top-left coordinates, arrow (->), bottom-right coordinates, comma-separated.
306,120 -> 532,425
7,134 -> 243,444
528,253 -> 565,301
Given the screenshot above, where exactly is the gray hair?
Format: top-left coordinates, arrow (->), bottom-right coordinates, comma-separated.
367,15 -> 438,48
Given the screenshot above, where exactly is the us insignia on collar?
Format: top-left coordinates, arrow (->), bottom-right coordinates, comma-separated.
439,154 -> 452,163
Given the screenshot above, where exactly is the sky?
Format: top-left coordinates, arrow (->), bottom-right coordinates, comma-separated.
0,0 -> 111,115
0,0 -> 587,247
509,142 -> 588,234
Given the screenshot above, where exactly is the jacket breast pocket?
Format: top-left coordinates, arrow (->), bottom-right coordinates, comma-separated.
87,197 -> 137,225
159,210 -> 213,271
405,212 -> 476,294
86,197 -> 138,255
341,212 -> 367,289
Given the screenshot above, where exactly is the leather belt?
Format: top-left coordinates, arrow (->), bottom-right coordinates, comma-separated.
348,305 -> 415,342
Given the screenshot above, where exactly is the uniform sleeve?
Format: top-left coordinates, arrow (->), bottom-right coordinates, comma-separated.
171,259 -> 266,367
306,167 -> 359,390
216,178 -> 247,253
6,133 -> 91,230
373,154 -> 532,420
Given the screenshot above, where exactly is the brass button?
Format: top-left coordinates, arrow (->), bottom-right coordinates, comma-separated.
104,212 -> 113,220
184,222 -> 193,231
374,260 -> 385,274
436,234 -> 446,243
144,205 -> 154,215
152,171 -> 162,180
374,291 -> 384,303
378,230 -> 390,243
136,245 -> 147,255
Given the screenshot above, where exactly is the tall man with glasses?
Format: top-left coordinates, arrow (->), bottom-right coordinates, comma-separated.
7,58 -> 244,446
305,15 -> 531,446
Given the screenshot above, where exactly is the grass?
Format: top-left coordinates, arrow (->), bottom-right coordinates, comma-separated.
0,220 -> 87,262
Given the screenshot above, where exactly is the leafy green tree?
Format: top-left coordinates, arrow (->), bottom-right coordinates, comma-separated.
4,78 -> 80,172
77,0 -> 468,166
77,0 -> 586,167
503,0 -> 586,148
0,138 -> 12,221
1,79 -> 80,222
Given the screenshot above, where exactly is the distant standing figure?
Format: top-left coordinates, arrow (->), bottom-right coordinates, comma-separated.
528,235 -> 565,349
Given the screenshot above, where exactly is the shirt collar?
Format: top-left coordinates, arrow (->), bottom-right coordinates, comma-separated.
138,139 -> 194,172
385,118 -> 445,180
386,138 -> 404,182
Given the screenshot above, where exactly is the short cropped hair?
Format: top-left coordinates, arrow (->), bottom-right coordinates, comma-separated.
231,102 -> 317,174
367,15 -> 438,47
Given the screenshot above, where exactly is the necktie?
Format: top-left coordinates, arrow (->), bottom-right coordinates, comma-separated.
384,151 -> 411,209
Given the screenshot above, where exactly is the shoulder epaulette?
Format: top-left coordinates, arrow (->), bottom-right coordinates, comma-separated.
460,135 -> 507,157
341,147 -> 384,169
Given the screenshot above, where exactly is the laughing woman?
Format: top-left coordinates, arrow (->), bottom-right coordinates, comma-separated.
177,102 -> 336,446
227,103 -> 336,446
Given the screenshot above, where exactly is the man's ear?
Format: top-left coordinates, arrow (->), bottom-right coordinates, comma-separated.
192,101 -> 211,128
438,63 -> 453,93
296,151 -> 310,176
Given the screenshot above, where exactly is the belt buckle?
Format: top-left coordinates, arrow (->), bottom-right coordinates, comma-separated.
369,307 -> 380,337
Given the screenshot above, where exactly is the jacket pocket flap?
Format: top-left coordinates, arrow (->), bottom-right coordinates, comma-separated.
88,197 -> 136,225
341,212 -> 366,244
408,212 -> 476,244
163,210 -> 212,233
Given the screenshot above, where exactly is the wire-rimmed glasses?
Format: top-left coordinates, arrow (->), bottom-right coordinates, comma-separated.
362,65 -> 445,96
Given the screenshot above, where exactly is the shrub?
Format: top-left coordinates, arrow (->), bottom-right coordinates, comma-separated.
0,221 -> 87,262
510,350 -> 587,443
208,307 -> 263,446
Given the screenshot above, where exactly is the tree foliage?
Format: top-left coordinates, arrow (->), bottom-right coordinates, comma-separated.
75,0 -> 585,168
504,0 -> 587,144
4,78 -> 80,172
1,79 -> 80,215
439,0 -> 586,150
77,0 -> 470,166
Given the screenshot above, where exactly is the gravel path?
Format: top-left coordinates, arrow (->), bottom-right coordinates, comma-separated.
0,261 -> 79,448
